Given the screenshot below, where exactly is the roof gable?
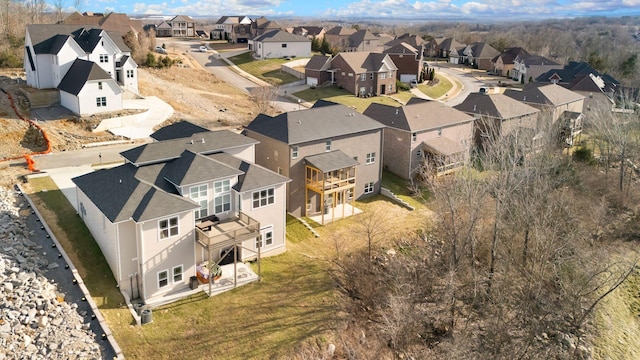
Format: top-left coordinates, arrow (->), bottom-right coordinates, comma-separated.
57,58 -> 113,95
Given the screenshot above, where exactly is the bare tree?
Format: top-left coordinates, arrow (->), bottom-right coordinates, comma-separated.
250,86 -> 279,114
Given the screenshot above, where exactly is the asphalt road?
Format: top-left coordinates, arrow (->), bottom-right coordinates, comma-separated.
33,143 -> 140,170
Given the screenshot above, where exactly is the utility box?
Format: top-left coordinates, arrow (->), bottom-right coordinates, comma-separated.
189,276 -> 199,290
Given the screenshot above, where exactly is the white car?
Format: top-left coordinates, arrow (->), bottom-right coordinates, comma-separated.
410,79 -> 418,88
155,46 -> 167,54
199,46 -> 208,52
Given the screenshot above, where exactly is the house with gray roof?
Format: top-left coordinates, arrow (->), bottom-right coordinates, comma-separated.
211,16 -> 252,42
491,47 -> 529,77
383,42 -> 424,83
460,42 -> 500,70
304,55 -> 332,86
504,83 -> 585,146
364,99 -> 475,178
511,54 -> 561,84
243,101 -> 384,224
24,24 -> 138,115
454,93 -> 541,150
248,29 -> 311,59
155,15 -> 196,37
330,51 -> 398,96
72,127 -> 290,305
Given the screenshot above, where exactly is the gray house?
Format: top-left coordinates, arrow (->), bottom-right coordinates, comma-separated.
72,128 -> 289,305
243,101 -> 384,225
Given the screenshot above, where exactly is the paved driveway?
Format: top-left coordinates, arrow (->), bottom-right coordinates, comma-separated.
93,96 -> 174,139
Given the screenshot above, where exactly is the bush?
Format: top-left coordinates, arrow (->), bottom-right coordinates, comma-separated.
0,50 -> 22,68
573,146 -> 594,163
396,80 -> 410,91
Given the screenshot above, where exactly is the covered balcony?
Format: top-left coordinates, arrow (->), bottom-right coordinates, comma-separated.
560,111 -> 584,147
421,138 -> 467,177
305,150 -> 359,225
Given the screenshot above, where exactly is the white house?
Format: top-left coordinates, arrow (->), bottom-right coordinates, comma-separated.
24,24 -> 139,115
58,59 -> 123,115
249,29 -> 311,59
72,127 -> 290,305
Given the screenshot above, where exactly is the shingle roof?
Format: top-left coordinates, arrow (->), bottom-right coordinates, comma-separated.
454,93 -> 540,120
492,47 -> 529,64
422,137 -> 465,156
171,15 -> 194,22
163,150 -> 243,187
72,163 -> 199,223
334,52 -> 397,73
121,130 -> 258,165
515,54 -> 559,66
384,33 -> 425,49
504,83 -> 585,107
305,150 -> 359,173
325,26 -> 356,36
57,59 -> 113,95
383,42 -> 419,55
363,101 -> 474,132
468,42 -> 499,59
305,55 -> 331,71
252,29 -> 310,43
150,120 -> 210,141
348,30 -> 377,47
209,152 -> 290,192
245,102 -> 384,145
27,24 -> 96,54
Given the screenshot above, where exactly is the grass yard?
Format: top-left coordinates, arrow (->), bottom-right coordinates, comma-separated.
24,176 -> 124,309
294,86 -> 403,112
381,169 -> 430,208
227,52 -> 301,86
417,73 -> 454,99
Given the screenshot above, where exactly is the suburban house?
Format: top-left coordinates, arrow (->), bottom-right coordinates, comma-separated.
383,42 -> 424,83
251,17 -> 281,38
324,26 -> 357,52
243,101 -> 385,225
436,37 -> 465,61
150,120 -> 209,142
491,47 -> 529,77
248,29 -> 311,59
304,55 -> 332,86
460,42 -> 500,70
71,128 -> 290,304
329,52 -> 398,96
211,16 -> 252,42
454,93 -> 541,150
24,24 -> 139,115
61,11 -> 144,39
364,99 -> 475,179
511,54 -> 562,84
423,38 -> 440,58
344,29 -> 381,52
504,83 -> 585,146
155,15 -> 196,37
383,33 -> 426,53
287,26 -> 325,40
536,61 -> 621,112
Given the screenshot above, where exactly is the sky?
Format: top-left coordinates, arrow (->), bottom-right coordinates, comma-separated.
71,0 -> 640,20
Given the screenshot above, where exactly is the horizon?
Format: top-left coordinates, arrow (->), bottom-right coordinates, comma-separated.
56,0 -> 640,22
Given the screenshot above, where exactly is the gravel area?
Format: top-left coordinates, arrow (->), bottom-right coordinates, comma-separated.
0,186 -> 115,359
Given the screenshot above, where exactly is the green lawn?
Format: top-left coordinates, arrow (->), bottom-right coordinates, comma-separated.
26,177 -> 123,309
417,73 -> 454,99
227,52 -> 301,86
26,176 -> 338,359
381,169 -> 430,207
294,86 -> 403,112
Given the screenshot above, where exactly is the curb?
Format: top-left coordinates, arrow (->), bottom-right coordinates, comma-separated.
17,184 -> 125,360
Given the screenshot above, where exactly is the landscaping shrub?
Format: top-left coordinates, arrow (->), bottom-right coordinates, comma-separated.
573,146 -> 594,163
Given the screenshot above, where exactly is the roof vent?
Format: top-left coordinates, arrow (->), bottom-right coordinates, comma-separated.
190,139 -> 194,144
119,179 -> 122,184
473,104 -> 477,111
395,108 -> 399,115
523,95 -> 526,101
297,119 -> 302,124
201,138 -> 205,143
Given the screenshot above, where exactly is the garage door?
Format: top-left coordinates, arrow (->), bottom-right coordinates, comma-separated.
306,77 -> 318,86
400,74 -> 416,83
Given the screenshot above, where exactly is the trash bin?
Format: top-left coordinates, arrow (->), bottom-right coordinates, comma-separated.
141,309 -> 152,324
189,276 -> 199,290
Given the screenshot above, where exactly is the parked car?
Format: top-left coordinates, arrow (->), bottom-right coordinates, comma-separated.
199,46 -> 208,52
410,79 -> 418,88
155,46 -> 167,54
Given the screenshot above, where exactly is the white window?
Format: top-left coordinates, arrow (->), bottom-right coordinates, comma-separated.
159,216 -> 178,239
96,97 -> 107,107
99,54 -> 108,63
98,82 -> 103,90
379,72 -> 386,79
348,73 -> 353,77
282,43 -> 287,48
256,226 -> 273,248
325,140 -> 332,152
417,150 -> 422,157
365,152 -> 376,165
364,182 -> 374,194
277,167 -> 282,175
292,146 -> 298,159
189,184 -> 208,219
158,270 -> 168,288
214,179 -> 231,214
126,69 -> 134,78
360,74 -> 366,81
412,132 -> 417,142
172,265 -> 183,283
389,84 -> 393,91
252,188 -> 275,209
